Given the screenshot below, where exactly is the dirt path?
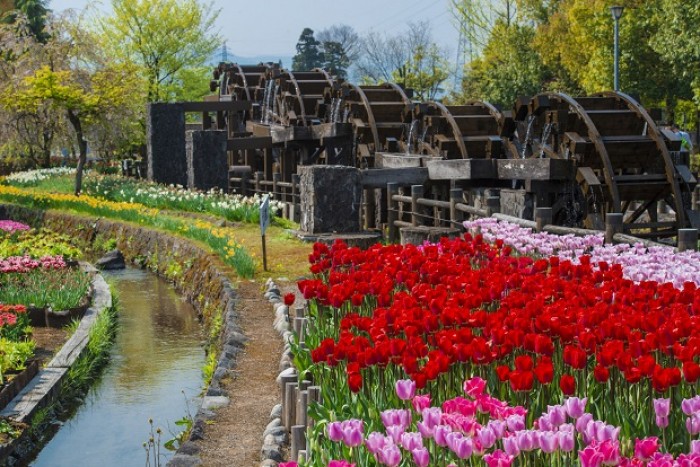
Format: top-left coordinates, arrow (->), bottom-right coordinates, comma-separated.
198,279 -> 287,465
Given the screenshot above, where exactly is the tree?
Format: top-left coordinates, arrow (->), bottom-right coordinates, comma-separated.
450,0 -> 519,61
460,20 -> 548,106
98,0 -> 221,102
292,27 -> 323,71
355,20 -> 448,91
391,44 -> 449,101
322,41 -> 349,79
0,0 -> 49,42
317,24 -> 360,63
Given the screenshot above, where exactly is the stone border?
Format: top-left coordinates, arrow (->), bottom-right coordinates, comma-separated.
0,267 -> 112,462
258,279 -> 294,466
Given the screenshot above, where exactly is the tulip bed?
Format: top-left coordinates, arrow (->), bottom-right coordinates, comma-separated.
291,220 -> 700,466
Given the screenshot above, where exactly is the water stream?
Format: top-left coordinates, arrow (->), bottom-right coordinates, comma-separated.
30,268 -> 205,467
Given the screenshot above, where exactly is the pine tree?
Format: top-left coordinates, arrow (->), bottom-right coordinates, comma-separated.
292,28 -> 322,71
322,40 -> 349,79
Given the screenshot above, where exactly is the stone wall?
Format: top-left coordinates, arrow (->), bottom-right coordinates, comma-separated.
186,130 -> 228,192
298,165 -> 361,234
147,103 -> 187,186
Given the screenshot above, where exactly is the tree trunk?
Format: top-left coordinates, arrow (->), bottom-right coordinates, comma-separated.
67,110 -> 87,196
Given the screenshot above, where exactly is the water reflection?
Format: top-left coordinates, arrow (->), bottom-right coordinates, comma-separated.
31,268 -> 205,466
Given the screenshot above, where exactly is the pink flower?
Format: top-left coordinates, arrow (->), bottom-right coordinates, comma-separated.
503,434 -> 520,457
565,397 -> 588,419
506,414 -> 525,432
483,449 -> 514,467
446,432 -> 473,459
464,377 -> 487,398
375,442 -> 401,467
654,398 -> 671,418
477,426 -> 497,450
411,447 -> 430,467
686,413 -> 700,435
634,437 -> 659,461
682,396 -> 700,416
558,430 -> 575,452
412,394 -> 431,412
395,379 -> 416,401
381,409 -> 411,431
516,430 -> 537,451
434,424 -> 452,447
329,462 -> 355,467
326,421 -> 343,442
399,432 -> 423,451
539,431 -> 559,453
365,432 -> 389,454
279,462 -> 298,467
341,420 -> 364,447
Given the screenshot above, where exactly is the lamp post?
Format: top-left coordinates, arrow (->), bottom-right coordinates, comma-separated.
611,6 -> 624,92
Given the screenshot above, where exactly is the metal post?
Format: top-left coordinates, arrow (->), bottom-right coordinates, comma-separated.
411,185 -> 424,226
611,6 -> 624,92
605,212 -> 623,244
678,228 -> 699,252
387,183 -> 399,243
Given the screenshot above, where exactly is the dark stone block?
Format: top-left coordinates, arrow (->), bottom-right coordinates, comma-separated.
299,165 -> 361,234
500,189 -> 534,220
147,103 -> 186,186
186,130 -> 228,192
95,249 -> 125,270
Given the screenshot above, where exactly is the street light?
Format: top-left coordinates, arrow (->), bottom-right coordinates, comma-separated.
611,6 -> 624,92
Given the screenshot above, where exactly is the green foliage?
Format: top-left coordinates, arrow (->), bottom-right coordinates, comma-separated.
0,338 -> 35,384
392,43 -> 449,101
292,28 -> 323,71
322,41 -> 349,79
98,0 -> 220,102
0,228 -> 83,259
460,21 -> 547,106
1,0 -> 49,42
0,268 -> 91,310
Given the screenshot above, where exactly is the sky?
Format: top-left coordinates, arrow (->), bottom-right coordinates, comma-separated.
48,0 -> 461,61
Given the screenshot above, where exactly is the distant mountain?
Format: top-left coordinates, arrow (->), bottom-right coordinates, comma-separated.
210,53 -> 294,69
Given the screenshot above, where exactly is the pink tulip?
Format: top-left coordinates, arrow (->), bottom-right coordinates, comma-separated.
375,442 -> 402,467
326,421 -> 343,442
446,432 -> 473,459
503,434 -> 520,457
506,414 -> 525,432
464,377 -> 487,398
329,462 -> 355,467
548,405 -> 568,426
483,449 -> 514,466
342,420 -> 364,447
421,407 -> 442,429
691,440 -> 700,455
558,430 -> 575,452
365,432 -> 389,454
539,431 -> 559,453
686,413 -> 700,435
477,426 -> 497,450
411,447 -> 430,467
575,413 -> 594,435
656,415 -> 669,429
579,445 -> 605,467
565,397 -> 588,419
682,396 -> 700,416
434,424 -> 452,447
399,432 -> 423,451
516,430 -> 537,451
395,379 -> 416,401
634,437 -> 659,461
654,398 -> 671,418
412,394 -> 431,412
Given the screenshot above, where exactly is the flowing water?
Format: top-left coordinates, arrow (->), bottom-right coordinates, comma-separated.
30,268 -> 205,467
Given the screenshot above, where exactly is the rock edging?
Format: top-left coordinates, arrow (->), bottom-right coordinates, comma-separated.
259,279 -> 294,466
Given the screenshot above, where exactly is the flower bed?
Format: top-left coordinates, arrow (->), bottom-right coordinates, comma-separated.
293,230 -> 700,466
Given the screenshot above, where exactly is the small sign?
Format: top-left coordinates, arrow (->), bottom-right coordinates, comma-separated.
260,194 -> 270,236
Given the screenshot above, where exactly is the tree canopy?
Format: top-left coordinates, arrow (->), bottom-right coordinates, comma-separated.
292,27 -> 323,71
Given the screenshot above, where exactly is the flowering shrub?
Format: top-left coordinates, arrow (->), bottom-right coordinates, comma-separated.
299,235 -> 700,465
0,220 -> 30,234
0,255 -> 66,273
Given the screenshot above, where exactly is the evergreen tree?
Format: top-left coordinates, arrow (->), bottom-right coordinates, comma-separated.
292,27 -> 322,71
1,0 -> 49,42
322,40 -> 349,79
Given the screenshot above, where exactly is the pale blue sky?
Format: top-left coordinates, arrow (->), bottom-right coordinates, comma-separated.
48,0 -> 460,60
